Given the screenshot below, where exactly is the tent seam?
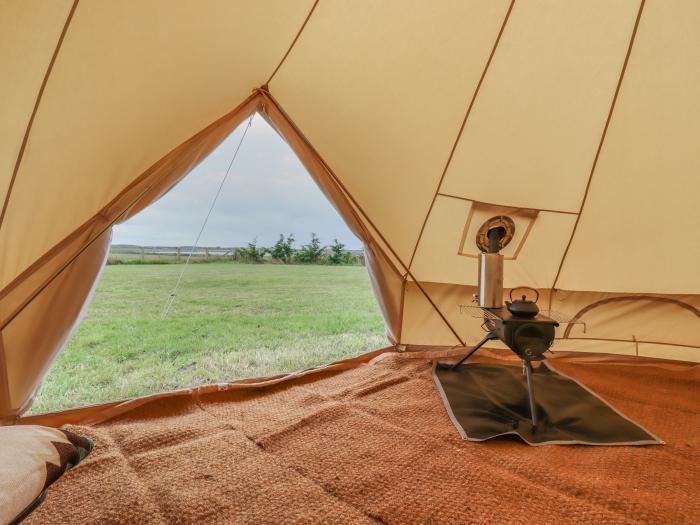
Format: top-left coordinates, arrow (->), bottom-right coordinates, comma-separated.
560,337 -> 699,351
265,0 -> 320,86
1,181 -> 161,332
256,88 -> 406,291
260,87 -> 407,340
397,275 -> 407,344
561,294 -> 700,338
0,332 -> 13,423
407,0 -> 516,270
19,347 -> 395,426
437,192 -> 578,216
0,95 -> 262,319
0,95 -> 263,332
0,0 -> 79,236
549,0 -> 647,302
258,89 -> 466,346
0,93 -> 263,301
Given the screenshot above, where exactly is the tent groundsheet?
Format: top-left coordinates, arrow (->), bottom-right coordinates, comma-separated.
433,361 -> 662,445
24,350 -> 699,524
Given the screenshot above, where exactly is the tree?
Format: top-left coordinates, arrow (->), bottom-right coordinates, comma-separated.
270,233 -> 296,263
328,238 -> 352,265
238,238 -> 267,263
296,233 -> 324,264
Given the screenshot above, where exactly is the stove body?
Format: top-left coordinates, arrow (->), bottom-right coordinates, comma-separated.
484,307 -> 558,362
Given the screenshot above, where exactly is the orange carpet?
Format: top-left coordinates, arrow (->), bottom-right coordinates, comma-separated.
26,351 -> 699,524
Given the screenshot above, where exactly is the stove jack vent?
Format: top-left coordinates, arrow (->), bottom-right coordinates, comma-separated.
476,216 -> 514,308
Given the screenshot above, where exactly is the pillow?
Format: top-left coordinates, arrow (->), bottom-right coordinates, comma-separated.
0,425 -> 93,525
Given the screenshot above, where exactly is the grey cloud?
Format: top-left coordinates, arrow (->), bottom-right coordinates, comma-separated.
114,116 -> 362,250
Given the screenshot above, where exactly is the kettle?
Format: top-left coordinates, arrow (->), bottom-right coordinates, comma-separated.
506,287 -> 540,318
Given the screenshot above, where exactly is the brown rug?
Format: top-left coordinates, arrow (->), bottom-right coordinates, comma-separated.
26,351 -> 700,524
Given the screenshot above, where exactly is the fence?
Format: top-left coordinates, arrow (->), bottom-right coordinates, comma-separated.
108,245 -> 366,265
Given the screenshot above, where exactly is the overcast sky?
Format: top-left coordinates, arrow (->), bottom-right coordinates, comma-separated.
113,115 -> 362,250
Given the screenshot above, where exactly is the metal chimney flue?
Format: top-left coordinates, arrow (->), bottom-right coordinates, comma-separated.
477,226 -> 505,308
478,252 -> 503,308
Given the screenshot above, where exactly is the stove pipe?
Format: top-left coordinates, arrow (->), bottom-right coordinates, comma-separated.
477,227 -> 505,308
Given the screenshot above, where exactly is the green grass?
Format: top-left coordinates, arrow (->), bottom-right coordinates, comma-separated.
29,264 -> 387,414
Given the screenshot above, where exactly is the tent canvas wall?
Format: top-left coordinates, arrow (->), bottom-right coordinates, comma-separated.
0,0 -> 698,423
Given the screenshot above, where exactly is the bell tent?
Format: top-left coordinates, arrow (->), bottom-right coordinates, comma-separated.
0,1 -> 699,523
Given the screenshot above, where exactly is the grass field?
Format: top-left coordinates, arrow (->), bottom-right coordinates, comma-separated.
29,264 -> 386,414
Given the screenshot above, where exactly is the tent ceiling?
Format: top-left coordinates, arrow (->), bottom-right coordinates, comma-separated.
556,0 -> 700,293
440,0 -> 640,213
270,0 -> 514,264
0,0 -> 698,420
0,0 -> 73,215
0,0 -> 314,287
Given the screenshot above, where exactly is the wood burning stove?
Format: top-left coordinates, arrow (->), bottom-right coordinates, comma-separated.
451,219 -> 559,426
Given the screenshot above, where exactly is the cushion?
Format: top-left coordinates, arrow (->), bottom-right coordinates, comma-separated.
0,425 -> 93,525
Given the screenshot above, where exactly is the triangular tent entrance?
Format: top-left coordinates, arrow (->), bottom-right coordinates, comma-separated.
29,115 -> 386,413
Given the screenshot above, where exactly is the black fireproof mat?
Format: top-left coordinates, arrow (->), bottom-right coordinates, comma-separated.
433,361 -> 663,446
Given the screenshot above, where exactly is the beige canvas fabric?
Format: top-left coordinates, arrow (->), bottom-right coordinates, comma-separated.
0,0 -> 698,420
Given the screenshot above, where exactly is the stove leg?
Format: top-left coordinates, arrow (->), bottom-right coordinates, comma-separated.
451,332 -> 498,370
523,359 -> 538,427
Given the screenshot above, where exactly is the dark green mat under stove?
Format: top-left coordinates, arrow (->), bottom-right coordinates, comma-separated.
433,361 -> 662,446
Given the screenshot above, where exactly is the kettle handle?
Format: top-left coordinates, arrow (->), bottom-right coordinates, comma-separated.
509,286 -> 540,303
